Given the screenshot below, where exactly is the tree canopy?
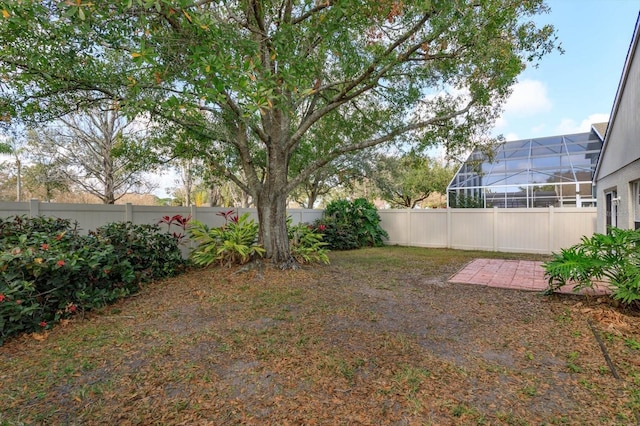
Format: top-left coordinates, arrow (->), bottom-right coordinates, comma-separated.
373,153 -> 456,209
0,0 -> 559,265
27,108 -> 156,204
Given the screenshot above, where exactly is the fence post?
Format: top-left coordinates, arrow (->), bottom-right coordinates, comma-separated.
493,207 -> 499,251
29,199 -> 40,217
406,209 -> 411,246
190,204 -> 198,223
548,206 -> 555,253
125,203 -> 133,222
446,208 -> 452,249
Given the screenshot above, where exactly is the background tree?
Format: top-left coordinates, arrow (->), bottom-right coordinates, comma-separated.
28,107 -> 156,204
373,153 -> 456,208
289,148 -> 373,209
0,130 -> 27,202
0,0 -> 559,265
22,163 -> 70,202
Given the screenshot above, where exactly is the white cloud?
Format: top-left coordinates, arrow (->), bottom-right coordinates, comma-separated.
531,124 -> 547,135
503,132 -> 520,141
553,113 -> 610,134
503,79 -> 552,117
493,116 -> 508,130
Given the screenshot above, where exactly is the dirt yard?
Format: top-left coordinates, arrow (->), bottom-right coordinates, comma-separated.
1,246 -> 639,425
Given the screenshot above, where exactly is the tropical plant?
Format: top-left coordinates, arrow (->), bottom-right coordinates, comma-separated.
158,214 -> 191,245
189,212 -> 265,268
544,227 -> 640,308
288,222 -> 329,265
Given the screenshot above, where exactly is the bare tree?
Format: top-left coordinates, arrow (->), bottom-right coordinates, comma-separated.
29,107 -> 155,204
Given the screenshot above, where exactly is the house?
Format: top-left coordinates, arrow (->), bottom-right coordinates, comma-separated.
447,126 -> 604,209
594,13 -> 640,232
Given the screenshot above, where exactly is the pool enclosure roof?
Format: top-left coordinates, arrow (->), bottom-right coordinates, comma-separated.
447,125 -> 605,208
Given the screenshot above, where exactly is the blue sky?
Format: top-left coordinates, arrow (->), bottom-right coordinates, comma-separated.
493,0 -> 640,141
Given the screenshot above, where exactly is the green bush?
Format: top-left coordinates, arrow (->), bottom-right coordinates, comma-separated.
314,198 -> 388,250
0,216 -> 186,344
543,227 -> 640,308
189,211 -> 265,267
288,221 -> 329,265
90,222 -> 186,281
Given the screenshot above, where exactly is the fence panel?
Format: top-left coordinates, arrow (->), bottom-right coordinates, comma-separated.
37,202 -> 125,234
0,201 -> 597,254
551,208 -> 598,251
378,210 -> 410,246
449,209 -> 495,251
496,208 -> 550,254
0,201 -> 324,234
379,207 -> 597,254
0,202 -> 28,218
409,210 -> 449,248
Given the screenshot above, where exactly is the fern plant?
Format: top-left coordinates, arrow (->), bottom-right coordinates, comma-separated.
544,227 -> 640,307
189,213 -> 265,267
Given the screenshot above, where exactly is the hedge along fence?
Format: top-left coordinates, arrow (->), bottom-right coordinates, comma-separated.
0,216 -> 187,344
0,200 -> 597,255
0,200 -> 324,258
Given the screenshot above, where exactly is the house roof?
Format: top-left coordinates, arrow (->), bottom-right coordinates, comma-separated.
594,12 -> 640,181
591,122 -> 608,141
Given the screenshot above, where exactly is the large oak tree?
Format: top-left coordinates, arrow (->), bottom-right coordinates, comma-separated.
0,0 -> 558,266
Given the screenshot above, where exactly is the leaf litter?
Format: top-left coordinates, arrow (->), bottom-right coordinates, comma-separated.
1,246 -> 639,425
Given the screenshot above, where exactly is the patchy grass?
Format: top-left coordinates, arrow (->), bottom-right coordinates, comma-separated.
1,246 -> 639,425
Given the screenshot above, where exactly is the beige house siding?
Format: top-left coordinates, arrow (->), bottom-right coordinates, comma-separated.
595,14 -> 640,233
596,159 -> 640,232
595,48 -> 640,179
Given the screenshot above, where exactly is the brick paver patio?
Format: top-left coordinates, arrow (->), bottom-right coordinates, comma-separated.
448,258 -> 611,295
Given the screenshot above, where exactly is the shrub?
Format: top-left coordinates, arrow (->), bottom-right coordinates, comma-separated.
0,216 -> 186,344
189,211 -> 265,267
315,198 -> 388,250
312,216 -> 359,251
288,221 -> 329,265
90,222 -> 186,280
544,227 -> 640,308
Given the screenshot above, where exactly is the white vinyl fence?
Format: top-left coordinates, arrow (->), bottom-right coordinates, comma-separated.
0,199 -> 323,234
0,200 -> 597,254
379,206 -> 597,254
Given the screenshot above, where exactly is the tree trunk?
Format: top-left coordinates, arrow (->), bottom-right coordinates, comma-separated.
305,198 -> 315,209
15,158 -> 21,202
255,139 -> 295,267
103,149 -> 116,204
241,191 -> 250,208
256,189 -> 293,267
